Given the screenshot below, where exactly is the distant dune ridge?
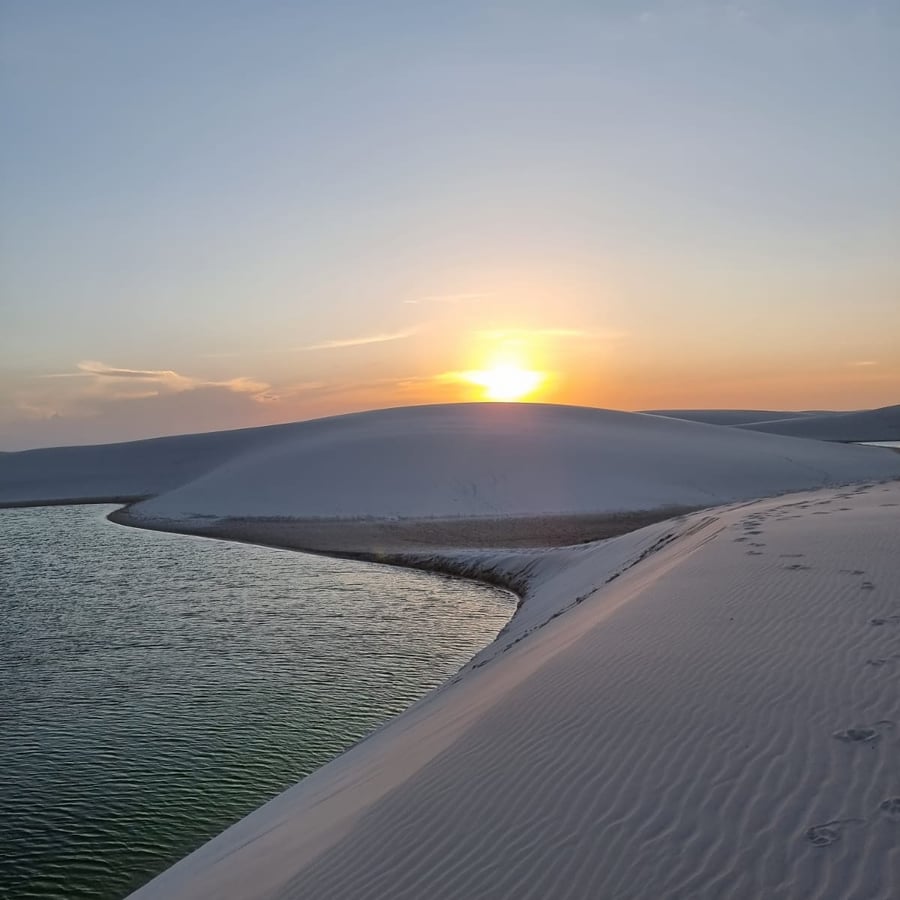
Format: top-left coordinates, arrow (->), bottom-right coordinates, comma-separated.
736,404 -> 900,442
643,403 -> 900,440
639,408 -> 830,426
3,402 -> 900,900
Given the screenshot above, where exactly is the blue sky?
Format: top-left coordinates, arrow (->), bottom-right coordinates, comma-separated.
2,1 -> 898,448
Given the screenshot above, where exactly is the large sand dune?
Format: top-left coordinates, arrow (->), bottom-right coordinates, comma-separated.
130,482 -> 900,900
124,404 -> 900,521
4,404 -> 899,515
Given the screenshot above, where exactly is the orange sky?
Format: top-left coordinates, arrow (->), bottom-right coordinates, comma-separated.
2,4 -> 898,449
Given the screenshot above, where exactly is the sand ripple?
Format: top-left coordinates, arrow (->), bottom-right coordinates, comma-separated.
133,483 -> 900,899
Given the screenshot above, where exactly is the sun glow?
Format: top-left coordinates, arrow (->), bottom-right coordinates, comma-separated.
463,361 -> 544,402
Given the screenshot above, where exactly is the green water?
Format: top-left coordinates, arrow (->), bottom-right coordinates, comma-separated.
0,505 -> 512,899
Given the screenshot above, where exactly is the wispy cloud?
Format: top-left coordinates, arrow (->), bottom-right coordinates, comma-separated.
43,360 -> 195,390
254,381 -> 327,403
41,360 -> 270,400
301,327 -> 419,351
221,376 -> 271,394
79,361 -> 185,380
850,360 -> 878,367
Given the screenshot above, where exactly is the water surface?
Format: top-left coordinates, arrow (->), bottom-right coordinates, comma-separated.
0,505 -> 512,899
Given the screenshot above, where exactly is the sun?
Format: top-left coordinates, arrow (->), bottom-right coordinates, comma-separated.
464,361 -> 544,402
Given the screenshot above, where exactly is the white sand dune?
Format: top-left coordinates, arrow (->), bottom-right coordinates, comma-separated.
640,408 -> 830,426
120,404 -> 900,521
4,404 -> 899,513
130,482 -> 900,900
0,423 -> 285,505
738,404 -> 900,442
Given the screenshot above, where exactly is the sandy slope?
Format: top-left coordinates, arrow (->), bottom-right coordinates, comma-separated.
739,404 -> 900,442
0,423 -> 291,505
127,404 -> 900,520
129,482 -> 900,900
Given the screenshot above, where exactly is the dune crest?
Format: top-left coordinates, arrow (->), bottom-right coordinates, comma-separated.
738,404 -> 900,442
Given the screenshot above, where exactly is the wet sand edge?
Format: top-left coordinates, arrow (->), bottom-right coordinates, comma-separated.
107,506 -> 700,597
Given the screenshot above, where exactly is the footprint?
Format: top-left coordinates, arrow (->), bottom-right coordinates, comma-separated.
747,550 -> 764,556
860,581 -> 875,590
865,656 -> 900,668
780,553 -> 805,558
839,569 -> 865,576
734,537 -> 748,543
785,563 -> 811,571
805,818 -> 864,847
879,798 -> 900,823
870,616 -> 900,626
749,542 -> 766,548
834,727 -> 879,743
833,721 -> 894,744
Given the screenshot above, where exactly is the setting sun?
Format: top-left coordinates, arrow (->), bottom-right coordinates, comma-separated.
464,362 -> 544,402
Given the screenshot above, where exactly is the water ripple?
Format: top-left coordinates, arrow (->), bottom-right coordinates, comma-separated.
0,505 -> 512,899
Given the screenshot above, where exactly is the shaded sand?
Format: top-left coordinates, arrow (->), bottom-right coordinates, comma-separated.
109,507 -> 697,555
129,482 -> 900,900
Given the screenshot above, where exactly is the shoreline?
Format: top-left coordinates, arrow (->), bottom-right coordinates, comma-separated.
106,504 -> 699,600
0,494 -> 148,510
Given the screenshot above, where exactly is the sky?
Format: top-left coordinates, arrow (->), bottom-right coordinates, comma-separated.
2,1 -> 898,450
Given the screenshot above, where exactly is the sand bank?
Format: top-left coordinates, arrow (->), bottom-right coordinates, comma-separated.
129,481 -> 900,900
109,506 -> 695,552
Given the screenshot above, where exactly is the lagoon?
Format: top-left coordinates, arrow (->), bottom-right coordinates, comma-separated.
0,505 -> 512,899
